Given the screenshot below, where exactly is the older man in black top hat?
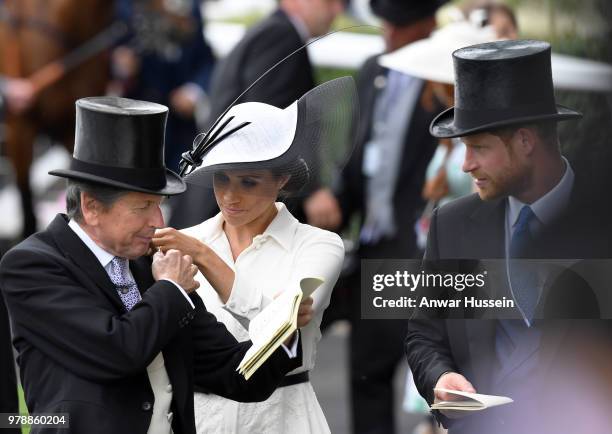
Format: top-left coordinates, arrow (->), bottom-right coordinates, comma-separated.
406,40 -> 612,434
0,97 -> 306,434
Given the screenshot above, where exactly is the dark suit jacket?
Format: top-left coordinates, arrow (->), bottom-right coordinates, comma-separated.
207,9 -> 314,124
406,191 -> 612,434
0,214 -> 300,434
168,9 -> 316,229
0,290 -> 20,434
335,55 -> 440,259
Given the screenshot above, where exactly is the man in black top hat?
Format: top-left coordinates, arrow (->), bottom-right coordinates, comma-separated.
0,97 -> 307,434
406,40 -> 612,434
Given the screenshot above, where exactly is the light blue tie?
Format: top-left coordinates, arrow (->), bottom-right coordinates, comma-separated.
109,257 -> 142,311
509,205 -> 539,323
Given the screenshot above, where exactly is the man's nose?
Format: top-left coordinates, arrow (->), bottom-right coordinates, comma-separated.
462,148 -> 477,173
151,205 -> 165,228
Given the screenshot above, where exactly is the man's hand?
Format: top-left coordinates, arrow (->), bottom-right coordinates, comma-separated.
111,46 -> 139,80
297,296 -> 314,328
304,188 -> 342,230
3,78 -> 35,114
152,249 -> 199,293
170,84 -> 201,118
434,372 -> 476,402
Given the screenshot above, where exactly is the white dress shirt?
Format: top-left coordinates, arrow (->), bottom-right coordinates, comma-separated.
182,203 -> 344,434
505,156 -> 575,254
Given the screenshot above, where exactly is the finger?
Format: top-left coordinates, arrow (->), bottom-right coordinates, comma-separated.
298,304 -> 314,315
446,375 -> 476,395
183,255 -> 193,266
301,296 -> 313,306
155,227 -> 173,235
462,381 -> 476,394
153,250 -> 164,261
190,264 -> 198,276
297,312 -> 313,327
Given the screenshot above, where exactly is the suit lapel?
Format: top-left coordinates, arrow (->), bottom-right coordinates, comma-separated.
47,214 -> 125,312
129,256 -> 154,295
466,198 -> 506,259
458,200 -> 505,389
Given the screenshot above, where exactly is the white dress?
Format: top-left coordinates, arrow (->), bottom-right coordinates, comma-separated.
182,203 -> 344,434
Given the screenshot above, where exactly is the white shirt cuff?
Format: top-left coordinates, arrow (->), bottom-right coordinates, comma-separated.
280,332 -> 299,359
161,278 -> 195,309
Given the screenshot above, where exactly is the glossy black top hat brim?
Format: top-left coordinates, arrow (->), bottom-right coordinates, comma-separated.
49,97 -> 186,195
430,40 -> 582,139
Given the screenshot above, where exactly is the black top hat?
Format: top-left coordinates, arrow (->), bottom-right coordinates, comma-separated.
49,97 -> 186,195
430,39 -> 582,138
370,0 -> 447,26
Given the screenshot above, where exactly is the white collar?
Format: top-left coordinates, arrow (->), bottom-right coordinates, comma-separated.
207,202 -> 298,251
508,156 -> 574,229
68,218 -> 116,268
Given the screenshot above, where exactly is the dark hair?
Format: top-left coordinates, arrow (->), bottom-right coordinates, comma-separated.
65,181 -> 129,222
490,121 -> 559,150
270,158 -> 310,196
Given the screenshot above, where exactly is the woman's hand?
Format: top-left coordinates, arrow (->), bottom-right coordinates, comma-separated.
296,296 -> 314,328
151,228 -> 206,266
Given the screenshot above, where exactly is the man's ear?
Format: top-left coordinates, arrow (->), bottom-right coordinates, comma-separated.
80,192 -> 100,226
515,127 -> 538,157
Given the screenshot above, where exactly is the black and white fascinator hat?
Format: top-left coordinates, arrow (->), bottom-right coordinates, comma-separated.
180,76 -> 359,196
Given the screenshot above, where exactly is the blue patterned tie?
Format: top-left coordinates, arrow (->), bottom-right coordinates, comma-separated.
109,257 -> 141,311
509,205 -> 539,324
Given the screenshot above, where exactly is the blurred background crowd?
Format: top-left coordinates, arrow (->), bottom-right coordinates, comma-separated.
0,0 -> 611,433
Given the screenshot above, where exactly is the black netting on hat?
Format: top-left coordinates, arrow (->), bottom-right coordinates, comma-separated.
182,76 -> 358,198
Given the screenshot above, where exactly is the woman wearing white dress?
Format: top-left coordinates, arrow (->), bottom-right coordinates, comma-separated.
152,78 -> 357,433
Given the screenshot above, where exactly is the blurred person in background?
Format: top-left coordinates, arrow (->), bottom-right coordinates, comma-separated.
168,0 -> 344,230
306,1 -> 447,432
465,1 -> 518,40
111,0 -> 216,173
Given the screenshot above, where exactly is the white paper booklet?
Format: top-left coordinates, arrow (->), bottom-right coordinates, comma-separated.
431,388 -> 513,411
237,277 -> 324,380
